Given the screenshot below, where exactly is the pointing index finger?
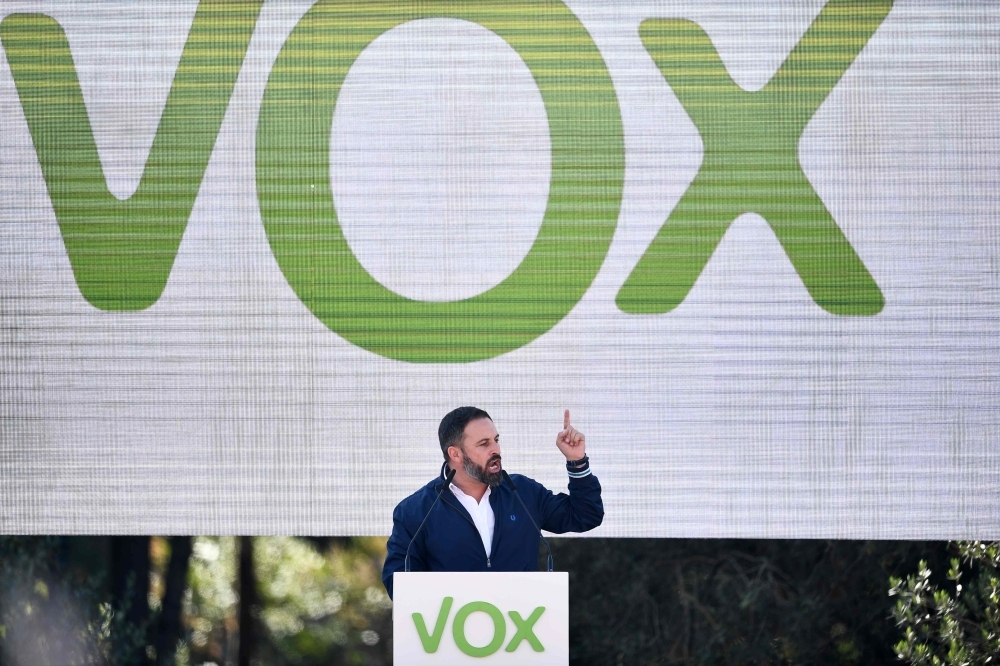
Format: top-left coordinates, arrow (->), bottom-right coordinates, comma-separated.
563,409 -> 570,430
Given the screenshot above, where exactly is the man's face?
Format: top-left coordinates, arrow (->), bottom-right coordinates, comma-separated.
454,417 -> 502,487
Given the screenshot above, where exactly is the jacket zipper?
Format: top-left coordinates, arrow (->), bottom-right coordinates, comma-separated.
441,495 -> 493,569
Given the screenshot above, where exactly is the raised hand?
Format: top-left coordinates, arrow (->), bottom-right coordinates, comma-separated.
555,409 -> 586,460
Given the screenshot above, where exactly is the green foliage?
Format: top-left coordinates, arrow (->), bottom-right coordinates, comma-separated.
5,536 -> 974,666
181,537 -> 239,664
552,538 -> 948,665
889,541 -> 1000,666
0,537 -> 147,666
180,537 -> 391,666
254,537 -> 392,665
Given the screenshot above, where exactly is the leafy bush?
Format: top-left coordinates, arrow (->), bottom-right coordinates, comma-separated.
889,541 -> 1000,666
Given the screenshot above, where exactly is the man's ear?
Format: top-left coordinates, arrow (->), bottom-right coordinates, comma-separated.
447,444 -> 462,464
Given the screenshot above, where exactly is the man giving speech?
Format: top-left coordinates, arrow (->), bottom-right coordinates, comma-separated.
381,406 -> 604,598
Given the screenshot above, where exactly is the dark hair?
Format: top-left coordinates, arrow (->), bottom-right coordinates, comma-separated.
438,406 -> 492,460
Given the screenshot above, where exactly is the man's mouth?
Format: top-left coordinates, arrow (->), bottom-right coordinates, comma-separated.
487,457 -> 502,473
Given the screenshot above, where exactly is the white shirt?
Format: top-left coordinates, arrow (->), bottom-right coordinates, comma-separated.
449,483 -> 495,558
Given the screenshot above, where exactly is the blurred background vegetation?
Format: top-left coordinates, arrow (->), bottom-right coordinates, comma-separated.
1,536 -> 997,665
0,536 -> 390,666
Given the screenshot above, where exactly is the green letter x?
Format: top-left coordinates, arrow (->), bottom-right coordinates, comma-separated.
617,0 -> 891,316
505,607 -> 546,652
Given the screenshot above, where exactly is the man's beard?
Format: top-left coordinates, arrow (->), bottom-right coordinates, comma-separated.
461,450 -> 503,488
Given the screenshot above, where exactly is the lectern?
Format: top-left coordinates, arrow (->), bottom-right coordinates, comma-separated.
393,572 -> 569,665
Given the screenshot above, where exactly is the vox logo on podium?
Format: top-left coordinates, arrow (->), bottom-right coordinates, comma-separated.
412,597 -> 545,657
393,572 -> 569,664
0,0 -> 891,363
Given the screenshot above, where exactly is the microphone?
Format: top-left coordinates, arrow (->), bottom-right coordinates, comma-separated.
405,467 -> 456,572
501,470 -> 554,572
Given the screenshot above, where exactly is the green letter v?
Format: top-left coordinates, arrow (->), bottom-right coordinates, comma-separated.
412,596 -> 454,653
0,0 -> 263,310
618,0 -> 890,316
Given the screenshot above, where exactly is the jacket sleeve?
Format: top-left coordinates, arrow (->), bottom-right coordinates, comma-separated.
530,471 -> 604,534
382,502 -> 425,599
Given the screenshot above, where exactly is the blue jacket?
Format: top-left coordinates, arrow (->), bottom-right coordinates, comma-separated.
382,463 -> 604,598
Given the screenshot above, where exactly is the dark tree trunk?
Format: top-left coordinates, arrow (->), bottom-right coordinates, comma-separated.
154,536 -> 192,666
110,536 -> 151,662
238,536 -> 259,666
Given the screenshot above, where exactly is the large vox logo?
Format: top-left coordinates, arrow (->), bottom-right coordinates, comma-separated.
0,0 -> 891,363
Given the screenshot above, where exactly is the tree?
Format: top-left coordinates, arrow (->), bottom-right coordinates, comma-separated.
889,541 -> 1000,666
152,537 -> 192,666
181,536 -> 392,666
551,538 -> 950,665
238,536 -> 260,666
0,536 -> 147,666
110,537 -> 151,663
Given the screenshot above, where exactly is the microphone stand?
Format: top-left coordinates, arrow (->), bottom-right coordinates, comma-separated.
502,470 -> 554,572
404,467 -> 456,572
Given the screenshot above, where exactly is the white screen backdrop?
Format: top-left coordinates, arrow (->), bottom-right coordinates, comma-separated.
1,0 -> 998,536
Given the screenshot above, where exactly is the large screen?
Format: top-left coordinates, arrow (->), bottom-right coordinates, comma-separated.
1,0 -> 997,537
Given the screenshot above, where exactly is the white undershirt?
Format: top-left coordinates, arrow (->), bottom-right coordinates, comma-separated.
449,483 -> 495,558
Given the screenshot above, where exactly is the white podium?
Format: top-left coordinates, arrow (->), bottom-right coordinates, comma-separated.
392,572 -> 569,665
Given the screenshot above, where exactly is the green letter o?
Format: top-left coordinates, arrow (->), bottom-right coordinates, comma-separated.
452,601 -> 506,657
257,0 -> 624,363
